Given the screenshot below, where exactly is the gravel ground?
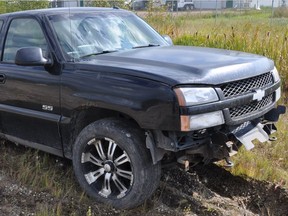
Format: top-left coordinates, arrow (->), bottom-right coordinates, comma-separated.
0,144 -> 288,216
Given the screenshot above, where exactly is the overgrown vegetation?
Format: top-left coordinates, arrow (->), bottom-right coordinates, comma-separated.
145,11 -> 288,90
0,0 -> 49,13
274,6 -> 288,18
0,142 -> 116,216
88,0 -> 128,9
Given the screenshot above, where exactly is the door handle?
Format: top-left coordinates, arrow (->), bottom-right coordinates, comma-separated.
0,74 -> 6,84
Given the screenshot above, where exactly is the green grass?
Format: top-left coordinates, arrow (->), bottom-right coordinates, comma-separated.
146,12 -> 288,89
0,142 -> 79,198
0,142 -> 116,216
230,108 -> 288,186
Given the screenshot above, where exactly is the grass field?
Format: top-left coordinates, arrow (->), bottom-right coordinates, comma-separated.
145,10 -> 288,89
144,9 -> 288,187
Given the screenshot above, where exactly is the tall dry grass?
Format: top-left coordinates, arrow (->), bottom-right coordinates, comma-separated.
145,11 -> 288,90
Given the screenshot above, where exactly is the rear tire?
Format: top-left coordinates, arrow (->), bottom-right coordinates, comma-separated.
72,118 -> 161,209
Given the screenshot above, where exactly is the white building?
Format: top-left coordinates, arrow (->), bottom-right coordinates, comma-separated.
250,0 -> 283,8
194,0 -> 284,10
193,0 -> 252,9
194,0 -> 226,9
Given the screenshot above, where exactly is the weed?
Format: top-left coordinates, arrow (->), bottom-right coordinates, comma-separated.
274,7 -> 288,18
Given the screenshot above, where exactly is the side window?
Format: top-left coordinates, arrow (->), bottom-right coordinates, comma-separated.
3,18 -> 48,63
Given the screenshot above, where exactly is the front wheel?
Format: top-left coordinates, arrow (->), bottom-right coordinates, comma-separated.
72,119 -> 161,209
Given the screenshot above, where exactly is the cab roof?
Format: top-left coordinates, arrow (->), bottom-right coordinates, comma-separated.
0,7 -> 126,18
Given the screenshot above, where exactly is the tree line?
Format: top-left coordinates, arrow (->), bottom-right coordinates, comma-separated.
0,0 -> 130,14
0,0 -> 50,13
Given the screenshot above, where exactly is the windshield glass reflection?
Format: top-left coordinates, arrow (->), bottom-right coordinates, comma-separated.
48,11 -> 168,59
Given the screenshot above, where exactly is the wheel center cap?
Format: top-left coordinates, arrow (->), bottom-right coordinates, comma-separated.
104,164 -> 111,172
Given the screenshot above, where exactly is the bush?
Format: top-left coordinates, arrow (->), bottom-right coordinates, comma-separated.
0,0 -> 49,14
273,7 -> 288,18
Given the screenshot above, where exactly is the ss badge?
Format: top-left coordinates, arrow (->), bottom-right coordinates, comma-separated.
42,105 -> 54,111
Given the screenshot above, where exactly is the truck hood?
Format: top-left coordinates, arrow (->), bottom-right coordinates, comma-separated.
79,46 -> 274,86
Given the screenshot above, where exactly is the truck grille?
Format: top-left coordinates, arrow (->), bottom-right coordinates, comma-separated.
229,94 -> 273,119
221,72 -> 273,98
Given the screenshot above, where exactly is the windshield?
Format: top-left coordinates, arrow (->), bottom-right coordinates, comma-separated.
48,11 -> 168,59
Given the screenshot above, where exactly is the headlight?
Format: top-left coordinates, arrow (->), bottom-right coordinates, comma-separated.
181,111 -> 225,131
272,67 -> 280,82
174,87 -> 219,106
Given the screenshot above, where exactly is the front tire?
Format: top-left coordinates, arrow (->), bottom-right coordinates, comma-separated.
72,119 -> 161,209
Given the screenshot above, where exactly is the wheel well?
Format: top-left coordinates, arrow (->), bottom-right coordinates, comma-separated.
65,107 -> 141,158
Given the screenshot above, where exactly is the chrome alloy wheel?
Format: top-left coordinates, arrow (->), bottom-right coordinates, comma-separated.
81,137 -> 133,199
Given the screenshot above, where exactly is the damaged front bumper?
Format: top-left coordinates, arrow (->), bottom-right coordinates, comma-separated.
147,105 -> 286,165
231,105 -> 286,150
175,105 -> 286,167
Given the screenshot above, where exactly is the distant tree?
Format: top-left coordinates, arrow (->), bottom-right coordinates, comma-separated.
0,1 -> 7,13
89,0 -> 127,8
0,0 -> 49,14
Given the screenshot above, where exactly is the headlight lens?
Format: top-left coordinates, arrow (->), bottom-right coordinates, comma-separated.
174,87 -> 219,106
181,111 -> 225,131
272,67 -> 280,82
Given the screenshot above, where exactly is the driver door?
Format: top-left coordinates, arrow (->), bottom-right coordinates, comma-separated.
0,17 -> 62,154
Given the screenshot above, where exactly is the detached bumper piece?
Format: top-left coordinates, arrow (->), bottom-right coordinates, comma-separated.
232,105 -> 286,150
233,122 -> 269,150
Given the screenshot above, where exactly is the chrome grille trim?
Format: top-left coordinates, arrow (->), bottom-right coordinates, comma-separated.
229,94 -> 273,119
221,72 -> 273,98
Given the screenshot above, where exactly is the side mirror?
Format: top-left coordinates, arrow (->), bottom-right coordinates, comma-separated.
162,35 -> 173,46
15,47 -> 52,66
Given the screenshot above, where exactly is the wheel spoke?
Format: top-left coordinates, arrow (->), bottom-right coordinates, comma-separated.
82,135 -> 135,200
84,167 -> 105,185
99,173 -> 112,198
114,152 -> 130,166
81,152 -> 103,166
95,140 -> 106,160
107,139 -> 117,160
112,174 -> 128,198
116,168 -> 133,180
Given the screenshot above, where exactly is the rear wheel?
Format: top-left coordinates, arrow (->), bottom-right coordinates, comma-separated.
72,118 -> 161,209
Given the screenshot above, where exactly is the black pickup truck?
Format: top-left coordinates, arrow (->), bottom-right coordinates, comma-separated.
0,7 -> 285,209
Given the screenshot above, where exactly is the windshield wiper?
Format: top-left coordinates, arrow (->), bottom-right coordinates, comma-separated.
132,44 -> 160,49
80,50 -> 117,58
